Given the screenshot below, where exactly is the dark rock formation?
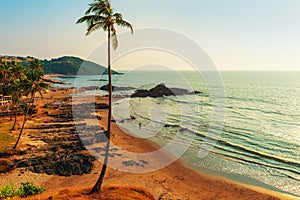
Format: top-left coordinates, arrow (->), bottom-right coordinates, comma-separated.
0,158 -> 15,173
11,102 -> 110,177
82,86 -> 99,91
16,154 -> 95,176
131,83 -> 201,98
95,103 -> 109,110
42,78 -> 65,84
100,84 -> 136,92
89,79 -> 107,82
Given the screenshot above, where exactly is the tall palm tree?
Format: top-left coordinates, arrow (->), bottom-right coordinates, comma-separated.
13,59 -> 47,149
0,59 -> 3,96
0,60 -> 12,98
9,62 -> 26,129
77,0 -> 133,194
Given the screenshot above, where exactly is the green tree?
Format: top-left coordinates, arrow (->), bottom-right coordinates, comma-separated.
13,59 -> 48,149
0,60 -> 12,97
76,0 -> 133,193
0,59 -> 3,96
8,62 -> 26,130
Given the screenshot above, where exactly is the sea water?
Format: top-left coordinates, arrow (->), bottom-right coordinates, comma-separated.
53,71 -> 300,197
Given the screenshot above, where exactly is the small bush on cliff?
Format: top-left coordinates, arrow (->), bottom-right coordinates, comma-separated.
0,184 -> 16,199
0,182 -> 45,199
18,182 -> 45,197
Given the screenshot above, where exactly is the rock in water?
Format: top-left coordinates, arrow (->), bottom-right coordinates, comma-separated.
131,83 -> 201,98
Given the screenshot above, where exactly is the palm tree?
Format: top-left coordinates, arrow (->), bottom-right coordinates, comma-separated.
0,60 -> 12,98
76,0 -> 133,194
0,59 -> 3,96
13,59 -> 47,149
9,62 -> 26,129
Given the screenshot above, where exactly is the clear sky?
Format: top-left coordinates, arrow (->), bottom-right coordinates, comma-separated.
1,0 -> 300,71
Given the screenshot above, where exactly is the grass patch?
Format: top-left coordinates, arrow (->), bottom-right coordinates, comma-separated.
44,107 -> 53,112
0,182 -> 45,199
0,121 -> 15,152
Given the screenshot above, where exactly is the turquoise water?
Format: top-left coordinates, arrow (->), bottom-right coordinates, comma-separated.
54,71 -> 300,196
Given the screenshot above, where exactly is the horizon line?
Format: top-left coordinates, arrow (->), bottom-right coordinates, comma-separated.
1,54 -> 299,72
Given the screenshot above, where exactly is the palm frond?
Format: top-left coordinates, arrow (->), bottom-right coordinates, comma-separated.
113,13 -> 122,21
77,15 -> 108,36
111,27 -> 118,49
86,22 -> 105,35
76,15 -> 91,24
102,23 -> 110,32
114,13 -> 133,34
76,15 -> 104,25
38,90 -> 44,99
85,1 -> 109,15
85,3 -> 96,14
77,0 -> 133,50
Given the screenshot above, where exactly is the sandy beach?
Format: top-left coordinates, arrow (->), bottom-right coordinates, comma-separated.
0,87 -> 298,200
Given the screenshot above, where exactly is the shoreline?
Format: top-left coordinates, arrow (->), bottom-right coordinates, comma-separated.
184,160 -> 299,200
66,90 -> 294,199
117,118 -> 299,200
84,90 -> 300,199
1,86 -> 297,199
101,91 -> 300,199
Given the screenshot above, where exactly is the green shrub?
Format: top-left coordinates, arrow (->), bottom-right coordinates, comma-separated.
0,182 -> 45,199
18,182 -> 45,197
0,183 -> 16,199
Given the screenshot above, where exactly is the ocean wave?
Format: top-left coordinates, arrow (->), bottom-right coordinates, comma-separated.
208,145 -> 300,182
225,95 -> 284,107
233,106 -> 285,116
216,139 -> 300,170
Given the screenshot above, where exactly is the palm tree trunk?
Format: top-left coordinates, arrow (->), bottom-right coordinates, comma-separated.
9,103 -> 13,121
10,98 -> 18,130
13,94 -> 35,149
90,28 -> 112,194
13,111 -> 27,149
29,91 -> 35,116
11,109 -> 17,130
0,85 -> 3,101
9,100 -> 15,121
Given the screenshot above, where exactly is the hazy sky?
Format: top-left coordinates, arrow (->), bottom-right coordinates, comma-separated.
1,0 -> 300,71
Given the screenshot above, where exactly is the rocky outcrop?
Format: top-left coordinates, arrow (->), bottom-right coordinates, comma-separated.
100,84 -> 136,92
131,83 -> 201,98
42,78 -> 65,84
0,158 -> 15,173
82,86 -> 99,91
11,101 -> 109,177
16,153 -> 95,176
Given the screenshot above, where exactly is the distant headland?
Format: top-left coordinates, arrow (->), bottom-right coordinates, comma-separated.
0,55 -> 120,76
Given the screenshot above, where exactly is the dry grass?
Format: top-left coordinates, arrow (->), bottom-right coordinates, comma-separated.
21,185 -> 155,200
0,118 -> 15,152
